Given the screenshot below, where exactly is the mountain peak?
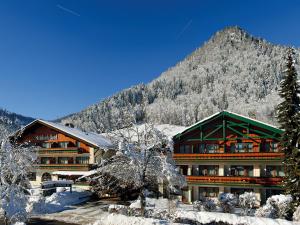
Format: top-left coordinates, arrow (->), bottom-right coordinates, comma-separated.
60,26 -> 293,133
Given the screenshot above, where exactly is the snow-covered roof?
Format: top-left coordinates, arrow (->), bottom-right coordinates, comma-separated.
174,110 -> 282,138
20,119 -> 113,149
103,123 -> 187,142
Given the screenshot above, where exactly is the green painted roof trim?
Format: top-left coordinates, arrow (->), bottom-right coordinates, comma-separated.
174,111 -> 283,139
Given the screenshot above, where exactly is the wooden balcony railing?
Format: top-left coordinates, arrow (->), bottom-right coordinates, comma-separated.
35,164 -> 91,171
173,152 -> 284,161
187,175 -> 283,186
38,148 -> 90,156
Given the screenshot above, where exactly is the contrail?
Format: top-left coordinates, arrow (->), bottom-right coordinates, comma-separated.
176,19 -> 193,39
56,4 -> 80,17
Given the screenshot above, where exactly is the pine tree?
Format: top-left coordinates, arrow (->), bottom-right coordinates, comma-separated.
277,47 -> 300,208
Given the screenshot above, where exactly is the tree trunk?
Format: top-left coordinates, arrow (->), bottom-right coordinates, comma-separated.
139,188 -> 146,217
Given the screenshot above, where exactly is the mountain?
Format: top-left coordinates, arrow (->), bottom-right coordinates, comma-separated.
0,108 -> 34,139
59,26 -> 299,133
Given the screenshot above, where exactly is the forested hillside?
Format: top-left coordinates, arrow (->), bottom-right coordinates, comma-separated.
0,109 -> 34,139
60,26 -> 299,133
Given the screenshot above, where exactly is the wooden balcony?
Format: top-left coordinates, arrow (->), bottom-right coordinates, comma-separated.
35,164 -> 91,171
38,147 -> 85,155
173,152 -> 284,162
187,175 -> 283,187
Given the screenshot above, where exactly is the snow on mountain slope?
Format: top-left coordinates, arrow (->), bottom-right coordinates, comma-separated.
60,26 -> 299,133
0,108 -> 34,139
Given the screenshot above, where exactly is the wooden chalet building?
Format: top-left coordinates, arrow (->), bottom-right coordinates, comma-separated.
173,111 -> 284,204
14,119 -> 114,187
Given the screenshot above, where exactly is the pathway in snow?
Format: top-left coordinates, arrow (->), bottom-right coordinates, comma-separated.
35,199 -> 112,225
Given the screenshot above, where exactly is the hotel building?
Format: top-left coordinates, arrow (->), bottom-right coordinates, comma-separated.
173,111 -> 284,204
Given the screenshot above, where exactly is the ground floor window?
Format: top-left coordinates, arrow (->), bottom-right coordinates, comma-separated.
28,172 -> 36,181
231,188 -> 254,197
266,189 -> 283,200
42,172 -> 52,182
199,187 -> 219,198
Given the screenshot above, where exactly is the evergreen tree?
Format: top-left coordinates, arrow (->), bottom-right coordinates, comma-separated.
277,47 -> 300,208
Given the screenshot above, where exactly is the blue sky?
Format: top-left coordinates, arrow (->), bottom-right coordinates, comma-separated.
0,0 -> 300,120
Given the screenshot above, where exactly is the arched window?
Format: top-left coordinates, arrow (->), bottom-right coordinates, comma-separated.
42,172 -> 52,181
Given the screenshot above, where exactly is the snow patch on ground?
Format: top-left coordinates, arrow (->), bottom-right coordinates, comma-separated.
129,198 -> 170,209
91,213 -> 167,225
176,210 -> 299,225
28,187 -> 92,214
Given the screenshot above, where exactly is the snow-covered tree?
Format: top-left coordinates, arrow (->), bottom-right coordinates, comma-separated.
239,192 -> 258,216
94,120 -> 186,216
293,205 -> 300,222
61,26 -> 295,133
218,193 -> 237,213
0,137 -> 37,225
276,47 -> 300,208
255,194 -> 293,219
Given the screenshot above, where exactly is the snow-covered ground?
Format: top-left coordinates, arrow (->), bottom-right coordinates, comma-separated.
33,196 -> 300,225
28,187 -> 92,215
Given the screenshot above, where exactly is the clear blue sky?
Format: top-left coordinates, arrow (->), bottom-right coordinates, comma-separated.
0,0 -> 300,120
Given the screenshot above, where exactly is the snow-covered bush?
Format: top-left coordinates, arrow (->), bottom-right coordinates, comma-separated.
293,205 -> 300,221
255,194 -> 293,219
239,192 -> 258,216
193,197 -> 216,212
218,193 -> 238,213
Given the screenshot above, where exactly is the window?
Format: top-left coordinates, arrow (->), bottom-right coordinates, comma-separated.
58,142 -> 69,148
180,165 -> 188,175
35,134 -> 57,141
199,165 -> 219,176
199,187 -> 219,198
179,145 -> 192,153
42,142 -> 51,148
76,141 -> 81,148
233,142 -> 253,152
192,144 -> 205,153
231,188 -> 254,197
265,165 -> 285,177
76,157 -> 89,164
28,172 -> 36,181
206,144 -> 219,153
261,142 -> 279,152
230,165 -> 253,177
58,157 -> 73,164
41,157 -> 56,164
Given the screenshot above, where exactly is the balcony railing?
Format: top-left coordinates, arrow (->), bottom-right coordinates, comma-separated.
187,175 -> 283,186
173,152 -> 284,161
35,164 -> 91,171
38,147 -> 83,155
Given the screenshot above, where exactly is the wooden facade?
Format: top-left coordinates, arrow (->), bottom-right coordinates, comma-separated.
15,120 -> 112,187
173,111 -> 284,203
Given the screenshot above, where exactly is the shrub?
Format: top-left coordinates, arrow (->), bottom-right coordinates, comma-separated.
193,197 -> 217,212
239,192 -> 258,216
218,193 -> 237,213
255,194 -> 293,219
293,206 -> 300,222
